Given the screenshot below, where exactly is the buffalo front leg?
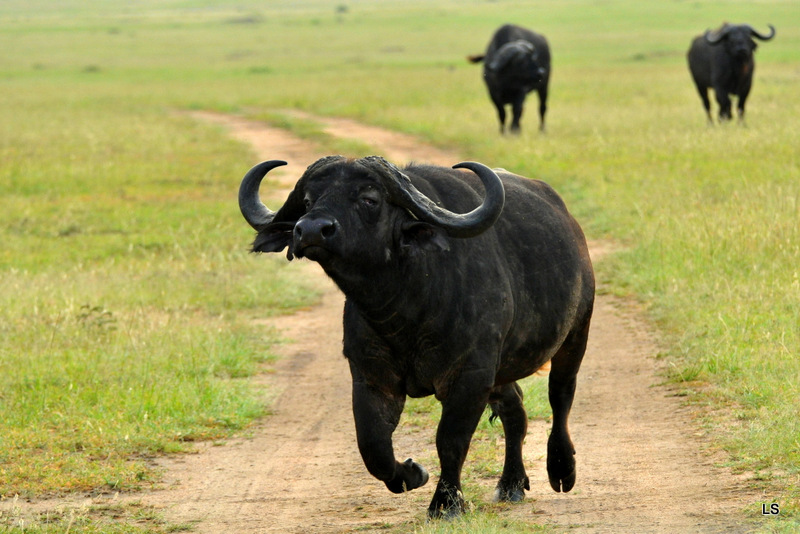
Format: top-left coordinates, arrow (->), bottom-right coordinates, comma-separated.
491,94 -> 507,134
537,86 -> 548,132
737,87 -> 751,123
509,94 -> 525,134
428,369 -> 494,518
714,87 -> 733,121
351,380 -> 429,494
489,382 -> 530,502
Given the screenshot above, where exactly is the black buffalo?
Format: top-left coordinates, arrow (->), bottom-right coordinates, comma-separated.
687,23 -> 776,122
468,24 -> 551,133
239,156 -> 594,517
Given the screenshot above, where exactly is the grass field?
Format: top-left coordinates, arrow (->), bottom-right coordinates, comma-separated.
1,0 -> 798,531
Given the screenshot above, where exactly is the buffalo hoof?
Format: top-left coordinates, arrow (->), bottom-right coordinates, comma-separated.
548,467 -> 576,493
547,433 -> 576,493
385,458 -> 429,494
427,483 -> 465,519
494,476 -> 529,502
547,452 -> 576,493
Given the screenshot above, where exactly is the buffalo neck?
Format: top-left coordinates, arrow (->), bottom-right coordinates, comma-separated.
321,255 -> 446,334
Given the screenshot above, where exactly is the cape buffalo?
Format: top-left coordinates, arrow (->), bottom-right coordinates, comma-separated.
687,23 -> 776,123
239,156 -> 594,517
468,24 -> 551,133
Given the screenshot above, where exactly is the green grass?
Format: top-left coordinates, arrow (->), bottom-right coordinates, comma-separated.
0,498 -> 194,533
401,513 -> 548,534
2,0 -> 799,531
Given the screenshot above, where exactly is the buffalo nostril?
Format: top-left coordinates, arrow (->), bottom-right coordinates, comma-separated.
321,223 -> 336,238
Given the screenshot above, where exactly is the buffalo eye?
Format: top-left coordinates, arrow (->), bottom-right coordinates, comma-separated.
358,188 -> 381,209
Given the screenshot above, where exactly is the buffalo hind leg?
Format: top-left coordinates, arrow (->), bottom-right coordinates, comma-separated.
547,316 -> 591,493
489,382 -> 530,502
429,369 -> 494,518
351,380 -> 429,495
694,83 -> 713,123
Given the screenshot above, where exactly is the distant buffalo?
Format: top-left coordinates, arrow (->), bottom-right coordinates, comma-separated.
469,24 -> 551,134
687,23 -> 776,123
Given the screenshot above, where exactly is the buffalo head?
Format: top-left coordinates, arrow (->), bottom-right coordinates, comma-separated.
705,23 -> 775,61
239,156 -> 505,275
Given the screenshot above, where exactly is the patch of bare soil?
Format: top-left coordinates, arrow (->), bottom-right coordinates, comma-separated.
4,111 -> 765,533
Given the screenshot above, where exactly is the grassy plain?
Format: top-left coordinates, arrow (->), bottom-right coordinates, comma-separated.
1,0 -> 798,532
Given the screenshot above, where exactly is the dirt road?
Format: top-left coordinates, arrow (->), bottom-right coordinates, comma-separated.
141,111 -> 763,533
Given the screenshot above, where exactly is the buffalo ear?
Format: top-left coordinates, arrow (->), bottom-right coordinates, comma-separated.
400,221 -> 450,254
250,181 -> 308,259
252,222 -> 296,259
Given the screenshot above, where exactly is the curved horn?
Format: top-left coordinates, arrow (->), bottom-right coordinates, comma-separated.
358,157 -> 505,238
748,24 -> 776,41
447,161 -> 506,236
238,160 -> 287,231
704,24 -> 732,45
